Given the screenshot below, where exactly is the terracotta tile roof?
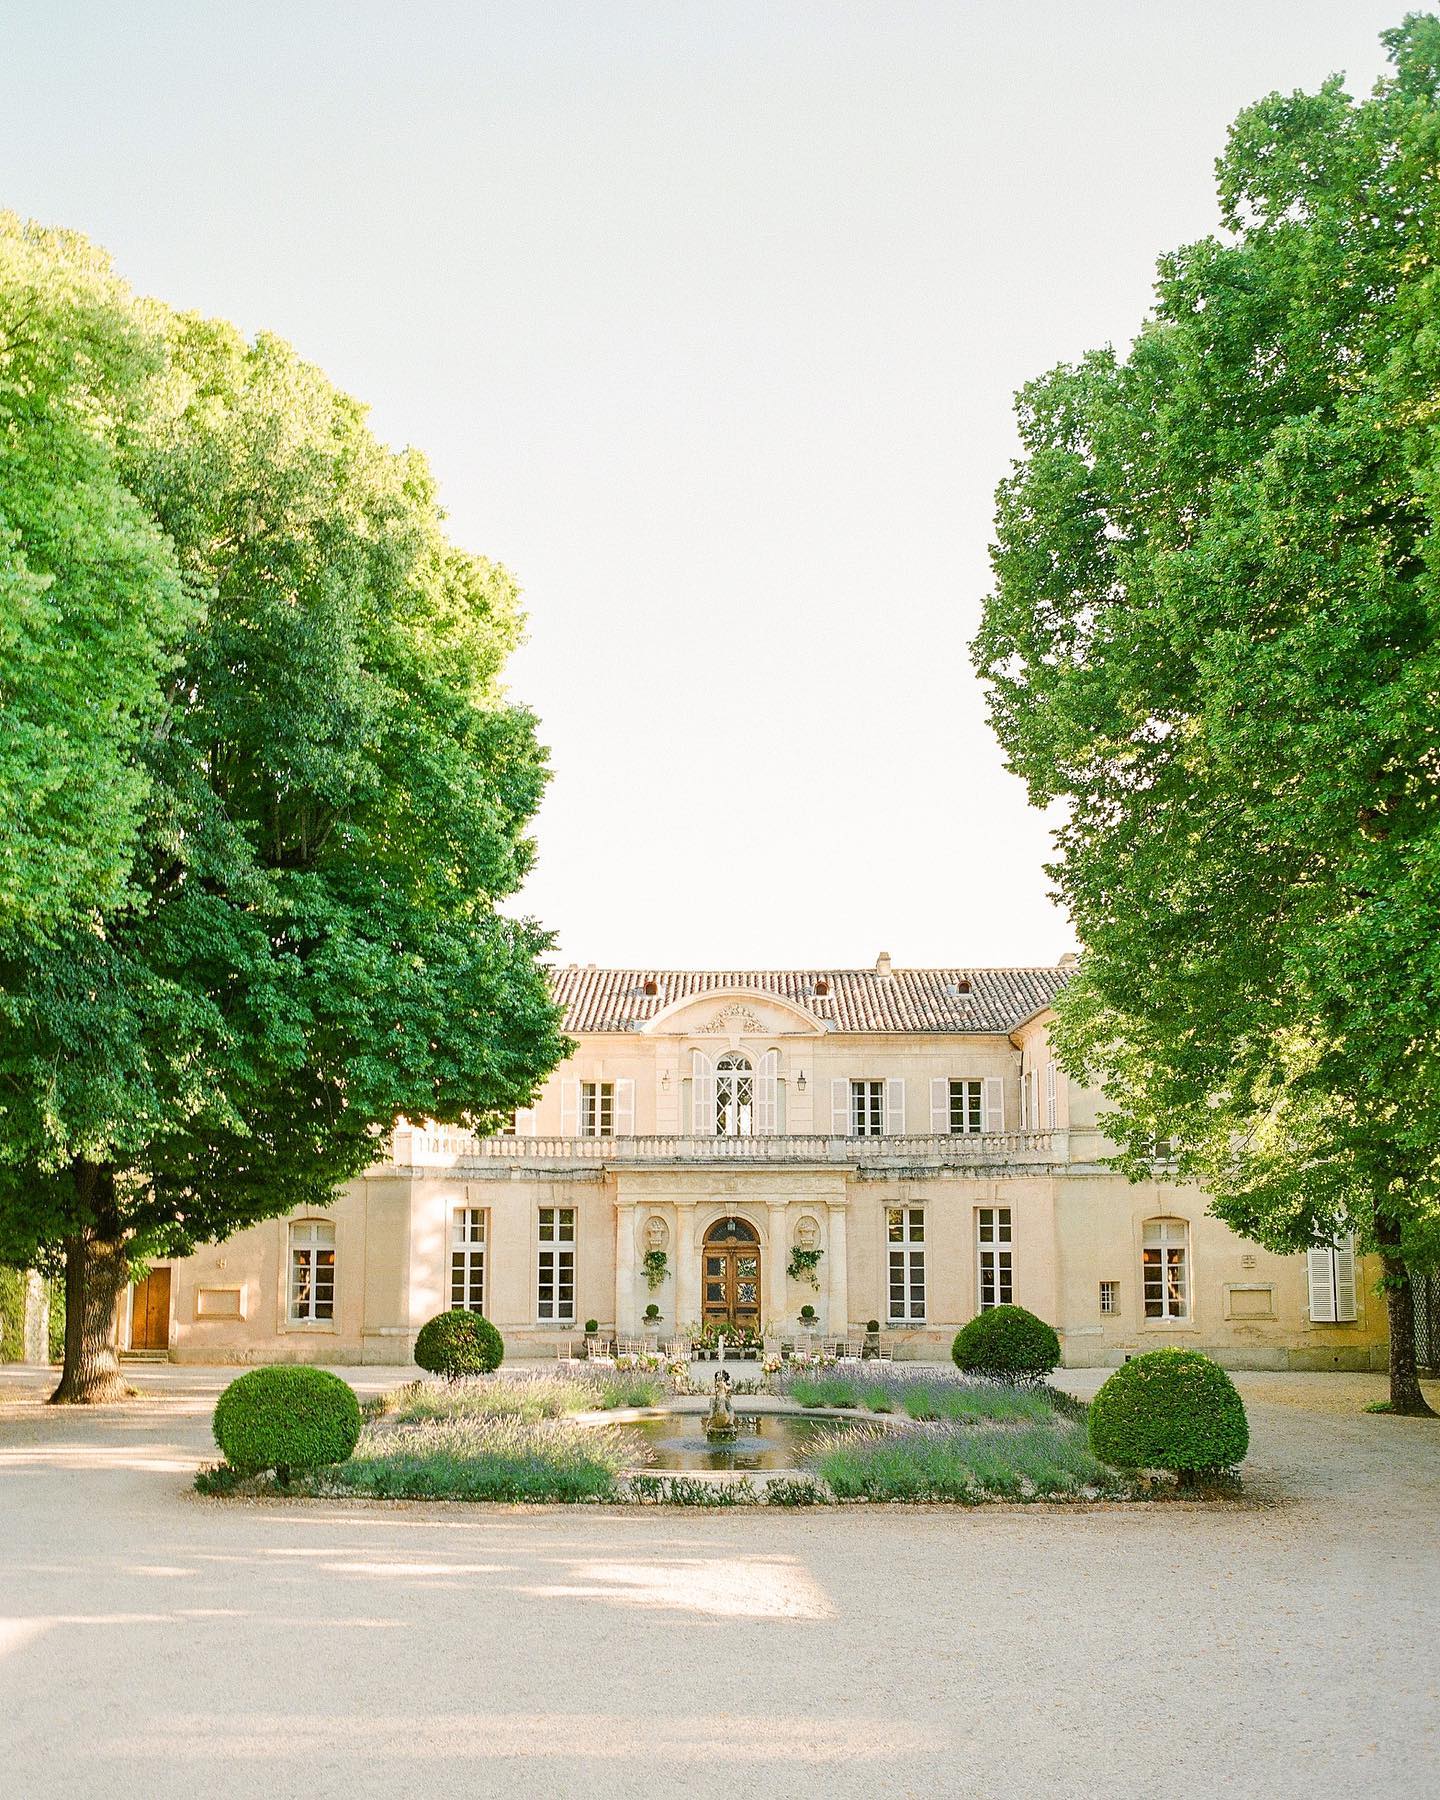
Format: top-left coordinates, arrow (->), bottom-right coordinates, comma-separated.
550,965 -> 1072,1035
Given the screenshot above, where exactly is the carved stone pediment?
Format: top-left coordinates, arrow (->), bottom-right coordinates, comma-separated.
640,988 -> 826,1039
696,1003 -> 767,1036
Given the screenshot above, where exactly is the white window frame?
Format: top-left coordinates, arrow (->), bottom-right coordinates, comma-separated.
537,1206 -> 576,1323
1099,1280 -> 1118,1316
886,1206 -> 926,1322
852,1079 -> 885,1138
1045,1061 -> 1057,1130
580,1081 -> 614,1138
950,1078 -> 983,1135
451,1207 -> 486,1313
288,1220 -> 336,1324
1142,1218 -> 1190,1321
976,1207 -> 1013,1310
715,1053 -> 754,1136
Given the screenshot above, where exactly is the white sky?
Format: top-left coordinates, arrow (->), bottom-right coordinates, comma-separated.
1,1 -> 1404,968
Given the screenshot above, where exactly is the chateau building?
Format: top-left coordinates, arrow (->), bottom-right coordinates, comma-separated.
133,958 -> 1387,1370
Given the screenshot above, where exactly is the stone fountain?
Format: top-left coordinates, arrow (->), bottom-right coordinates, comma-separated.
703,1369 -> 739,1442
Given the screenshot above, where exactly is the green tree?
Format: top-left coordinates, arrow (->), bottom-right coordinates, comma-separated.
0,214 -> 193,933
973,16 -> 1440,1413
0,270 -> 569,1401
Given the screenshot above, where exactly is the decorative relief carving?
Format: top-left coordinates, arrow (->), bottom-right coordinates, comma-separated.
794,1216 -> 821,1252
697,1002 -> 767,1036
644,1215 -> 669,1252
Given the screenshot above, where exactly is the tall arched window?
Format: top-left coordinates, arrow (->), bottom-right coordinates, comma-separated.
715,1053 -> 753,1136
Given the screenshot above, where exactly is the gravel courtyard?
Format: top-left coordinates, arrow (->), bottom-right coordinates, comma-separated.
2,1363 -> 1437,1800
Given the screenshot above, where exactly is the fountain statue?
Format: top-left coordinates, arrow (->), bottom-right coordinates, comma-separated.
703,1369 -> 739,1442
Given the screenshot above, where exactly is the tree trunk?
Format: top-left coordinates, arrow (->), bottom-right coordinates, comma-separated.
1381,1252 -> 1435,1418
49,1213 -> 131,1405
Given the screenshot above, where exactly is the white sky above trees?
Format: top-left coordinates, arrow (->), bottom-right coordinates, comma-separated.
1,0 -> 1402,967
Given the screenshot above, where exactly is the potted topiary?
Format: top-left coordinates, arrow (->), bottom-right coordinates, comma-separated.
643,1302 -> 662,1345
580,1318 -> 600,1359
798,1304 -> 818,1343
863,1318 -> 881,1359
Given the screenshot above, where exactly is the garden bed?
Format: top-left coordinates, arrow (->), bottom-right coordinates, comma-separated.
195,1365 -> 1242,1506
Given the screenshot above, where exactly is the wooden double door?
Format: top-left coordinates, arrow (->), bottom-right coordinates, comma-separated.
130,1268 -> 171,1350
701,1218 -> 762,1331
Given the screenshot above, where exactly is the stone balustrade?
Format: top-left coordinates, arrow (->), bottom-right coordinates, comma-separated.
393,1126 -> 1066,1169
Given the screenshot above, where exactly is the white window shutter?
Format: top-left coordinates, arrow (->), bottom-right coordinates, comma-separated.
755,1051 -> 779,1135
931,1077 -> 949,1133
832,1078 -> 851,1134
886,1078 -> 905,1135
560,1080 -> 579,1136
613,1079 -> 635,1137
1045,1062 -> 1057,1129
1307,1246 -> 1337,1323
1333,1237 -> 1358,1323
515,1106 -> 538,1137
691,1051 -> 714,1137
983,1076 -> 1005,1133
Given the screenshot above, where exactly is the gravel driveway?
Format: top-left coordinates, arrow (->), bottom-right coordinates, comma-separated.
1,1363 -> 1437,1799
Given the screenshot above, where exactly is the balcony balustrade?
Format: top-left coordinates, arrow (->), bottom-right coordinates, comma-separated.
394,1125 -> 1066,1169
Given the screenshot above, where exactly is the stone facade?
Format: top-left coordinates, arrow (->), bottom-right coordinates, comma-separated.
138,960 -> 1388,1371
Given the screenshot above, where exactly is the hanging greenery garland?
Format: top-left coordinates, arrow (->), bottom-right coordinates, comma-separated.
787,1246 -> 823,1289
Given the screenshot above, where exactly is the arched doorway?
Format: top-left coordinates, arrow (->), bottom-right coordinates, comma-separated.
702,1216 -> 762,1332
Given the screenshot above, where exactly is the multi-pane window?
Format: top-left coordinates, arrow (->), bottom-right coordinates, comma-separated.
1142,1219 -> 1189,1320
289,1221 -> 335,1322
580,1082 -> 614,1137
949,1079 -> 983,1134
977,1208 -> 1013,1310
537,1206 -> 576,1321
887,1207 -> 926,1321
715,1054 -> 754,1136
1099,1280 -> 1118,1316
451,1208 -> 486,1312
852,1079 -> 885,1137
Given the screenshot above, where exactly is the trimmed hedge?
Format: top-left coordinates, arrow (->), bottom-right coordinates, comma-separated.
951,1305 -> 1061,1381
213,1365 -> 361,1481
1088,1349 -> 1249,1478
414,1309 -> 505,1378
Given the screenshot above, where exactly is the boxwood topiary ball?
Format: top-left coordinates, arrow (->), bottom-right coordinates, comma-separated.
951,1304 -> 1061,1380
213,1365 -> 362,1481
413,1308 -> 505,1378
1088,1348 -> 1249,1476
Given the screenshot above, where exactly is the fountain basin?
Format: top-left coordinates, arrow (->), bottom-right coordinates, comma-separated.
619,1409 -> 885,1473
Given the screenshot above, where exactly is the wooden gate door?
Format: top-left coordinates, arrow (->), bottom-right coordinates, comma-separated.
131,1268 -> 171,1350
701,1219 -> 762,1332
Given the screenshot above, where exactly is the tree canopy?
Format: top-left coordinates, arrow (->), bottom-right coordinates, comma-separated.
0,215 -> 192,933
0,228 -> 569,1397
973,16 -> 1440,1409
